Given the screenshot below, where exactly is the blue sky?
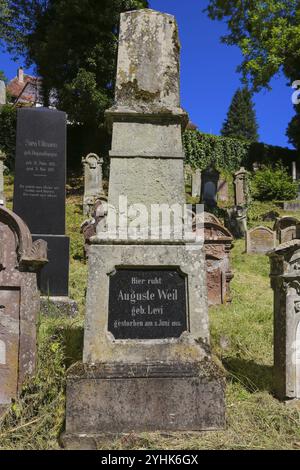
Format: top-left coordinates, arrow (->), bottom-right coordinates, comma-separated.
0,0 -> 295,149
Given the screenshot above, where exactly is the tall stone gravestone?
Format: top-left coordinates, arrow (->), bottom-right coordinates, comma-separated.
0,80 -> 5,106
269,240 -> 300,401
82,153 -> 104,216
62,9 -> 225,448
13,108 -> 76,314
234,167 -> 247,206
0,206 -> 47,414
192,169 -> 201,199
201,167 -> 220,208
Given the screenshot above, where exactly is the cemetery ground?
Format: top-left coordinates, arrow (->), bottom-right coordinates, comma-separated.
1,175 -> 300,450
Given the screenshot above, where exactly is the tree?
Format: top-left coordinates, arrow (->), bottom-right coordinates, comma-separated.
206,1 -> 300,149
221,88 -> 259,142
1,0 -> 148,126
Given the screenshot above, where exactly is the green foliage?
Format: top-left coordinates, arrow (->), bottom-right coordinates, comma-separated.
0,104 -> 17,169
250,165 -> 298,201
183,130 -> 296,172
2,0 -> 148,126
221,87 -> 259,142
206,1 -> 300,150
205,1 -> 300,91
184,130 -> 250,172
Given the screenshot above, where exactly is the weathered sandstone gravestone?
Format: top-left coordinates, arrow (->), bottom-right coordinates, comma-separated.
13,108 -> 78,316
0,150 -> 5,206
62,9 -> 225,448
204,213 -> 234,306
217,178 -> 229,203
0,206 -> 47,413
0,80 -> 5,106
234,167 -> 247,206
192,168 -> 201,199
268,240 -> 300,401
274,216 -> 299,244
201,167 -> 220,208
246,226 -> 276,254
82,153 -> 104,216
226,205 -> 248,239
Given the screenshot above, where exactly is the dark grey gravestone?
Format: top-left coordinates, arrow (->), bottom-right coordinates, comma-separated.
13,108 -> 66,235
32,235 -> 69,296
108,269 -> 187,339
13,108 -> 70,297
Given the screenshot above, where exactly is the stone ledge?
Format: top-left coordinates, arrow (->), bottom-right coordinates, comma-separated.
63,362 -> 226,439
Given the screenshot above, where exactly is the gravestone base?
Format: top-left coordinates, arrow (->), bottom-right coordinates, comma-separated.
40,296 -> 78,317
33,235 -> 70,296
285,399 -> 300,410
62,361 -> 225,449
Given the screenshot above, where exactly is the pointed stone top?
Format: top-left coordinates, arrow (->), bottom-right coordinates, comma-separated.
109,9 -> 186,119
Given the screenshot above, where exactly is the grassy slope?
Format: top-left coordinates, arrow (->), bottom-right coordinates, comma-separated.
0,177 -> 300,450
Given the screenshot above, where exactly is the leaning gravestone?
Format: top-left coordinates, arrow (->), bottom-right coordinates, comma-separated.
246,226 -> 276,254
82,153 -> 104,216
62,9 -> 225,449
0,206 -> 47,414
268,240 -> 300,401
13,108 -> 77,315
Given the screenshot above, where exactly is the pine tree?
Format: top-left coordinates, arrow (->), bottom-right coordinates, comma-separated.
221,88 -> 259,142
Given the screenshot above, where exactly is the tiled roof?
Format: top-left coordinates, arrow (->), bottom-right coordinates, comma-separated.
7,74 -> 42,105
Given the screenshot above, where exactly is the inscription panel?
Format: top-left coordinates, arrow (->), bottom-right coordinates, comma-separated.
13,108 -> 66,235
108,269 -> 188,339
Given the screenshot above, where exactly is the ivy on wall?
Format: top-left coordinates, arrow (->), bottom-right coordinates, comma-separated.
183,130 -> 297,172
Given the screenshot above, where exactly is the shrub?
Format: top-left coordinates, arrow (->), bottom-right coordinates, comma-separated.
250,165 -> 298,201
0,105 -> 17,170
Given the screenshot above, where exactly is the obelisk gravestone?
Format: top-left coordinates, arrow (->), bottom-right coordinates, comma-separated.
62,9 -> 225,449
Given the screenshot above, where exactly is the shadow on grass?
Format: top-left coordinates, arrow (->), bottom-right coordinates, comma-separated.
61,326 -> 84,369
223,357 -> 273,394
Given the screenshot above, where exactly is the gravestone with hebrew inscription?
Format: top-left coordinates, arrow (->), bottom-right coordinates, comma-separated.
0,206 -> 47,414
246,226 -> 276,254
62,9 -> 225,449
13,108 -> 77,316
268,240 -> 300,401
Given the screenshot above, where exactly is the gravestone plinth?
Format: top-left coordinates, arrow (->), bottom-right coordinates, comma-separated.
62,9 -> 225,449
268,240 -> 300,401
0,206 -> 47,414
13,108 -> 77,316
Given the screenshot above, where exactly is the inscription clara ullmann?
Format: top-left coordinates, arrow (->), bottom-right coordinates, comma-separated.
108,269 -> 187,339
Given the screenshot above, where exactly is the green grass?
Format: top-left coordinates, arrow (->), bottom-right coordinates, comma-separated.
1,176 -> 300,450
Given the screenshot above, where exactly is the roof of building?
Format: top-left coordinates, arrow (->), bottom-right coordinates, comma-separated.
7,69 -> 42,106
